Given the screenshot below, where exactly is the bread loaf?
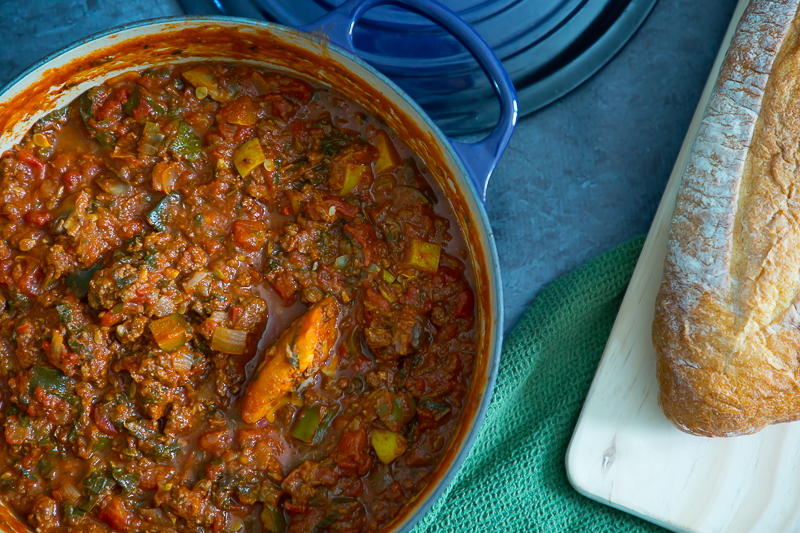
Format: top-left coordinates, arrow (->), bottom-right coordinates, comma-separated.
654,0 -> 800,436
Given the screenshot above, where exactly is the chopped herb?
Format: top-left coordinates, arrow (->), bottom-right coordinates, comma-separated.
418,398 -> 451,421
93,436 -> 111,452
311,405 -> 339,446
83,471 -> 111,496
95,131 -> 116,148
65,263 -> 103,297
55,302 -> 73,324
123,87 -> 140,116
79,494 -> 100,513
319,135 -> 351,157
111,468 -> 139,493
79,90 -> 94,127
146,191 -> 181,231
29,366 -> 70,398
312,514 -> 339,533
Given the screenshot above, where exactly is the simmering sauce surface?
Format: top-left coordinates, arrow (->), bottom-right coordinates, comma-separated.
0,63 -> 476,533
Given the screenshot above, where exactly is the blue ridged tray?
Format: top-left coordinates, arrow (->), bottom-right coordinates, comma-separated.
180,0 -> 659,135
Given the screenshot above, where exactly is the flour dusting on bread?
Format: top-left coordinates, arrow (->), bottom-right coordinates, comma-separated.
654,0 -> 800,436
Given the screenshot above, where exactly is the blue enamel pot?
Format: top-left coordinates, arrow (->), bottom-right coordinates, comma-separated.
0,1 -> 517,531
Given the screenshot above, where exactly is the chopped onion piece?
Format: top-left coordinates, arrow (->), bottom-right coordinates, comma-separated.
265,396 -> 289,424
138,121 -> 165,156
334,255 -> 350,271
209,311 -> 227,323
320,351 -> 338,378
338,163 -> 368,195
184,270 -> 210,291
233,138 -> 266,178
372,130 -> 401,174
251,72 -> 270,95
171,348 -> 194,374
97,177 -> 131,197
405,240 -> 441,273
60,482 -> 81,503
211,327 -> 247,355
149,314 -> 190,352
51,330 -> 64,359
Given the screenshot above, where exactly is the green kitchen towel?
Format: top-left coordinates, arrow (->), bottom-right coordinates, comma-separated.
413,235 -> 666,533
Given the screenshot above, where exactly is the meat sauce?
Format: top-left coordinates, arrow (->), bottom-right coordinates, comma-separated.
0,63 -> 476,533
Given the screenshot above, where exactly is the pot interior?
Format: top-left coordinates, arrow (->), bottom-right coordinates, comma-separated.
0,18 -> 501,533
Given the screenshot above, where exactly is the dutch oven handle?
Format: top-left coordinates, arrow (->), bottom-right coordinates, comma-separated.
300,0 -> 518,203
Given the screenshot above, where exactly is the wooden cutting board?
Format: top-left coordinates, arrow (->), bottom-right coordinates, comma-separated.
563,1 -> 800,532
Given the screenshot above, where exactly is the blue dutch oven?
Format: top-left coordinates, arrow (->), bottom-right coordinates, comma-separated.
0,1 -> 517,531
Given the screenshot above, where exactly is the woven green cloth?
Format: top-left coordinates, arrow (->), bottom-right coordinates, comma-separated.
413,235 -> 666,533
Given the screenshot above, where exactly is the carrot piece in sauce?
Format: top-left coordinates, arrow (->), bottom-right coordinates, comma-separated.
241,297 -> 341,424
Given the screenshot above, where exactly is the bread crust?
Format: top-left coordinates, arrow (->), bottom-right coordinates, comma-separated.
654,0 -> 800,437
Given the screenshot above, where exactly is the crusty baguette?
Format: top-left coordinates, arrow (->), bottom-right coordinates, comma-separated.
653,0 -> 800,437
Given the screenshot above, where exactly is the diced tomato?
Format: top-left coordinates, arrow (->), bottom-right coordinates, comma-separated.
435,266 -> 460,285
62,170 -> 84,192
271,273 -> 298,302
17,149 -> 43,170
345,223 -> 386,266
18,261 -> 43,297
232,220 -> 267,251
93,404 -> 119,436
336,429 -> 372,475
401,285 -> 432,313
230,305 -> 243,325
24,211 -> 52,227
454,289 -> 474,318
233,125 -> 254,143
218,122 -> 237,142
132,98 -> 150,121
98,496 -> 132,531
364,287 -> 390,313
198,429 -> 233,454
95,88 -> 129,122
281,80 -> 313,105
291,120 -> 309,144
100,309 -> 124,327
284,501 -> 308,514
219,95 -> 258,126
324,196 -> 359,219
